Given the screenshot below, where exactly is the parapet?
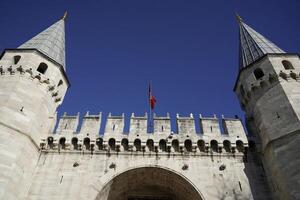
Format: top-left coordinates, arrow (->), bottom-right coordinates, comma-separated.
42,112 -> 255,154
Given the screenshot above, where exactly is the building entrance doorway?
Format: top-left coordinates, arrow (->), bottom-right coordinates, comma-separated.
96,167 -> 203,200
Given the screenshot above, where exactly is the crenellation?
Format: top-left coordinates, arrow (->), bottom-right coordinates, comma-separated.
55,112 -> 80,134
153,113 -> 171,135
79,111 -> 101,137
176,113 -> 196,136
200,115 -> 221,136
104,113 -> 125,135
129,113 -> 147,136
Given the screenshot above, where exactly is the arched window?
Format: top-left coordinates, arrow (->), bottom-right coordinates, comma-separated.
184,140 -> 193,152
134,139 -> 141,151
47,137 -> 54,149
253,68 -> 264,80
172,139 -> 179,152
236,140 -> 244,152
96,138 -> 103,150
223,140 -> 231,152
72,137 -> 78,150
59,137 -> 66,149
37,62 -> 48,74
13,55 -> 21,65
83,138 -> 90,150
57,80 -> 63,87
282,60 -> 294,70
108,138 -> 116,150
197,140 -> 205,152
210,140 -> 218,152
146,139 -> 154,151
121,138 -> 129,151
159,139 -> 167,152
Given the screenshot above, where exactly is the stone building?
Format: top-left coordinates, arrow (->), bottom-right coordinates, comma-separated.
0,13 -> 299,200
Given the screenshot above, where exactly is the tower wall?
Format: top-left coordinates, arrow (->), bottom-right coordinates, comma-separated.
235,54 -> 300,199
0,50 -> 68,199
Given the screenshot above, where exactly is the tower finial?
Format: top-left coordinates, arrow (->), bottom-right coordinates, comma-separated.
235,13 -> 243,23
62,11 -> 68,21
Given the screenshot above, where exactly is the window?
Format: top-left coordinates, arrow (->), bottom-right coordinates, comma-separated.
184,140 -> 192,152
121,138 -> 129,151
57,80 -> 63,87
96,138 -> 103,150
172,140 -> 179,152
134,139 -> 141,151
197,140 -> 205,152
159,139 -> 167,152
108,138 -> 116,150
223,140 -> 231,152
253,68 -> 264,80
210,140 -> 218,152
59,137 -> 66,149
282,60 -> 294,70
72,137 -> 78,150
146,139 -> 154,151
13,55 -> 21,65
37,62 -> 48,74
83,138 -> 90,150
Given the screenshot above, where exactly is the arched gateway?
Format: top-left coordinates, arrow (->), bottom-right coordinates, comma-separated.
96,167 -> 204,200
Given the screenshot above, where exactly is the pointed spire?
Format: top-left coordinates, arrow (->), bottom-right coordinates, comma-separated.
62,11 -> 67,21
18,13 -> 66,69
237,15 -> 285,69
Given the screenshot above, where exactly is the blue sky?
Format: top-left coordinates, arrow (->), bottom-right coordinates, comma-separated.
0,0 -> 299,133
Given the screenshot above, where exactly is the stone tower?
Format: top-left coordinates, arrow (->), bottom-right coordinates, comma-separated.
234,16 -> 300,199
0,14 -> 69,199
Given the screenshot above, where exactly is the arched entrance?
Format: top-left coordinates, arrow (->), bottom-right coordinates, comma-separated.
96,167 -> 203,200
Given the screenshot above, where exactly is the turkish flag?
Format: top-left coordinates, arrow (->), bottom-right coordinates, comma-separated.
148,84 -> 156,110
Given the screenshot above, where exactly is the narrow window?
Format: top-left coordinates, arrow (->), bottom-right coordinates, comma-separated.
282,60 -> 294,70
59,137 -> 66,149
83,138 -> 90,150
134,139 -> 141,151
121,138 -> 129,151
96,138 -> 103,150
147,139 -> 154,151
72,137 -> 78,150
57,80 -> 63,87
184,140 -> 193,152
13,55 -> 21,65
108,138 -> 116,150
37,62 -> 48,74
210,140 -> 218,152
172,140 -> 179,152
254,68 -> 264,80
112,124 -> 115,131
161,126 -> 164,132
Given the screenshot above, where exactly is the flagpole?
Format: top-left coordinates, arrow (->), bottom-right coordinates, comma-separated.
148,81 -> 152,132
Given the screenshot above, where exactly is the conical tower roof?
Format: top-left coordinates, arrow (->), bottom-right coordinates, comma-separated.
18,14 -> 66,69
237,15 -> 285,69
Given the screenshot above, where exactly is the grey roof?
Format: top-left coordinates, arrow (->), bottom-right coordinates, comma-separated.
19,19 -> 66,69
238,20 -> 285,69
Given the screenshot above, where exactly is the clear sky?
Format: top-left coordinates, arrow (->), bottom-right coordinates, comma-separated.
0,0 -> 299,133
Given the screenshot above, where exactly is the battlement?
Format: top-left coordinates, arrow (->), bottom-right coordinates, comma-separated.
40,112 -> 257,155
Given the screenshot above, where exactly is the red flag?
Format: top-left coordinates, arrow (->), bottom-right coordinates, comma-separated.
148,84 -> 156,110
